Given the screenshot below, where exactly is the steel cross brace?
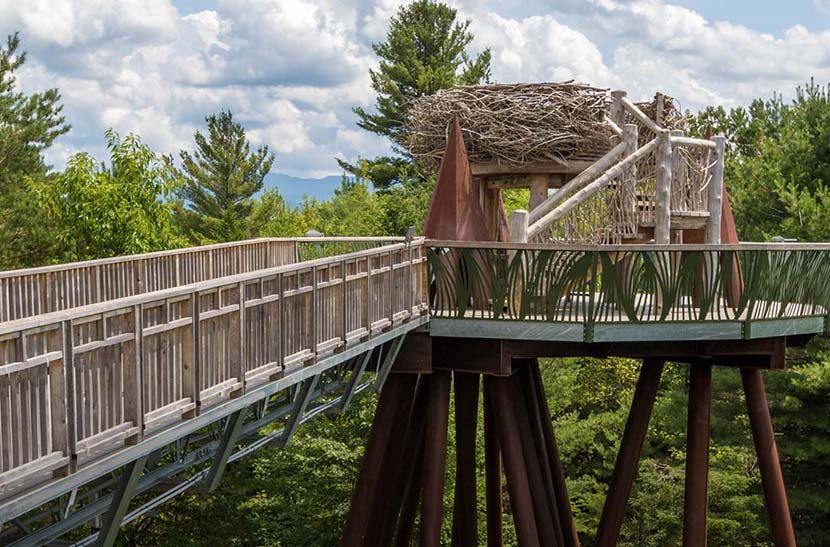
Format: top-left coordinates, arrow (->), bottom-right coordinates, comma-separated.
202,408 -> 249,493
280,375 -> 321,447
374,335 -> 406,392
95,455 -> 149,547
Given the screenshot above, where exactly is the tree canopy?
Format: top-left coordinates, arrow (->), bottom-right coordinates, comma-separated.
175,111 -> 275,243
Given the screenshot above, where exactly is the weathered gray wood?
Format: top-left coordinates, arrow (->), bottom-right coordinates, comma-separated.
622,96 -> 661,133
610,90 -> 626,128
706,136 -> 726,244
528,174 -> 548,211
528,139 -> 659,240
655,130 -> 673,244
508,211 -> 529,244
527,141 -> 627,224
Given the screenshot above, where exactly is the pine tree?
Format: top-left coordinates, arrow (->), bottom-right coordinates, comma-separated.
343,0 -> 491,191
176,111 -> 275,243
0,32 -> 70,268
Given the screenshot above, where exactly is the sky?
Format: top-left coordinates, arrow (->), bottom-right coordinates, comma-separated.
5,0 -> 830,178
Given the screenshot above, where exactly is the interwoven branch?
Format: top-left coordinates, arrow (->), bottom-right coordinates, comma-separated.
401,82 -> 613,166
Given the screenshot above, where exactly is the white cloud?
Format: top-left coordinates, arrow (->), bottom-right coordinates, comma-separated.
6,0 -> 830,178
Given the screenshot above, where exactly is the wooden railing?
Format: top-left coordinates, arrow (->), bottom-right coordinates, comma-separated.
0,239 -> 428,499
522,93 -> 725,246
0,237 -> 408,324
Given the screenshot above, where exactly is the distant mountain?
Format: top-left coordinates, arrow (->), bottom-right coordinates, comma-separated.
263,173 -> 344,205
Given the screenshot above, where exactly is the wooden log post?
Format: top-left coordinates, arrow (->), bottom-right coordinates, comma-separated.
610,90 -> 627,129
705,136 -> 726,244
741,369 -> 797,547
683,364 -> 712,547
655,93 -> 665,127
529,174 -> 549,212
509,210 -> 529,244
655,130 -> 673,244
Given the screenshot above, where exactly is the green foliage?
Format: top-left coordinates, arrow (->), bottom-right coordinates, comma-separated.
353,0 -> 491,144
0,32 -> 70,268
691,79 -> 830,241
175,111 -> 275,243
32,130 -> 183,260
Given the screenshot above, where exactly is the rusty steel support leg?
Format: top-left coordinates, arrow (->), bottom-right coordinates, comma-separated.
394,420 -> 427,547
484,378 -> 504,547
420,371 -> 452,547
741,369 -> 797,547
340,373 -> 417,547
368,377 -> 427,547
510,366 -> 562,547
595,359 -> 665,547
488,376 -> 541,547
528,362 -> 579,547
683,364 -> 712,547
452,372 -> 480,547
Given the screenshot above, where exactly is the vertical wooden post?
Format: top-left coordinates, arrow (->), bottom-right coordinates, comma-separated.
190,293 -> 201,408
61,320 -> 77,472
655,130 -> 673,244
683,364 -> 712,547
49,327 -> 69,475
595,359 -> 665,547
529,174 -> 549,212
236,282 -> 246,388
123,305 -> 143,441
705,136 -> 726,244
741,369 -> 797,547
509,210 -> 529,244
610,90 -> 627,128
655,93 -> 665,127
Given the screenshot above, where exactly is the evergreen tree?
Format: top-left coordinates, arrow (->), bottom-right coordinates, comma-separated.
354,0 -> 491,143
342,0 -> 491,191
175,111 -> 275,243
0,32 -> 70,268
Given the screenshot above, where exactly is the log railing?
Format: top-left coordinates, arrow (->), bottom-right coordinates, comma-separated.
522,92 -> 725,246
428,241 -> 830,324
0,239 -> 428,499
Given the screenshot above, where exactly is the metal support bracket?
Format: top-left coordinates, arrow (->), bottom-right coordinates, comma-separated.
374,335 -> 406,393
202,408 -> 247,493
95,455 -> 149,547
335,350 -> 374,413
280,375 -> 320,447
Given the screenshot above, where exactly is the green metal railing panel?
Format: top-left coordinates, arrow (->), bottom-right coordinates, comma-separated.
427,244 -> 830,332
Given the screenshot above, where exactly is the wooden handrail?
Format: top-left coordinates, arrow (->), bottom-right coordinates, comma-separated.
621,97 -> 661,133
527,141 -> 628,225
426,240 -> 830,251
0,239 -> 428,499
528,138 -> 659,240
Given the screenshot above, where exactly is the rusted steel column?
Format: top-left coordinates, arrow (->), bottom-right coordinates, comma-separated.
394,425 -> 426,547
511,369 -> 563,547
487,376 -> 541,547
452,372 -> 480,547
741,369 -> 797,547
420,371 -> 452,547
373,376 -> 429,547
341,373 -> 417,547
683,364 -> 712,547
528,362 -> 579,547
595,359 -> 665,547
484,378 -> 504,547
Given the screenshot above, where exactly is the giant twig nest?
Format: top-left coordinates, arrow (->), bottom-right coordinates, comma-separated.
401,82 -> 684,167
